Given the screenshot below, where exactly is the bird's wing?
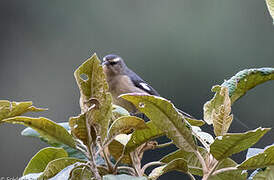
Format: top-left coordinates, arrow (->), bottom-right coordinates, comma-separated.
125,69 -> 196,119
126,69 -> 160,96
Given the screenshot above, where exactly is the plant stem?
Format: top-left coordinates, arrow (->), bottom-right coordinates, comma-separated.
211,167 -> 238,176
102,146 -> 114,173
87,144 -> 101,180
202,160 -> 220,180
194,150 -> 207,173
130,151 -> 143,176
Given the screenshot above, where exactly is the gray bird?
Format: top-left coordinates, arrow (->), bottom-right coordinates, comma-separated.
102,54 -> 193,118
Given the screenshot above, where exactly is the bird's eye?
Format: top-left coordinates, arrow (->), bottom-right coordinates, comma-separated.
109,61 -> 118,65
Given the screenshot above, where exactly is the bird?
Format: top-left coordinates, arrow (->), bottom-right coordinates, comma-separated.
102,54 -> 194,119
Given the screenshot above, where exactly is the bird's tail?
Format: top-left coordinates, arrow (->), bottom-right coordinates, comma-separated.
176,108 -> 196,119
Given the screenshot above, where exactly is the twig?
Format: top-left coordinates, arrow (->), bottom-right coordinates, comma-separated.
130,151 -> 143,176
85,117 -> 101,180
141,161 -> 165,174
102,146 -> 114,173
87,144 -> 101,180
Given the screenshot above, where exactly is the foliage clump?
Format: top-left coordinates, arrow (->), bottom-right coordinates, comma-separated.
1,54 -> 274,180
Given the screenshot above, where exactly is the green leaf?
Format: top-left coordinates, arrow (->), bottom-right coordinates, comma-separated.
209,158 -> 247,180
3,116 -> 76,148
21,122 -> 70,137
210,127 -> 270,160
109,134 -> 132,164
69,114 -> 88,145
221,68 -> 274,104
253,166 -> 274,180
39,157 -> 85,179
70,167 -> 93,180
148,159 -> 188,180
121,94 -> 196,152
160,147 -> 207,176
238,145 -> 274,170
0,100 -> 46,123
266,0 -> 274,24
23,147 -> 68,176
108,116 -> 148,140
125,121 -> 164,153
74,53 -> 112,142
21,123 -> 87,160
163,158 -> 188,173
103,174 -> 147,180
185,117 -> 205,127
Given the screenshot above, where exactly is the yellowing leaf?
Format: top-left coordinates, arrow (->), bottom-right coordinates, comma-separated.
210,128 -> 270,161
74,54 -> 112,142
238,145 -> 274,170
0,100 -> 46,123
3,116 -> 75,148
203,86 -> 228,125
23,147 -> 68,176
212,87 -> 233,136
122,94 -> 197,152
108,116 -> 148,140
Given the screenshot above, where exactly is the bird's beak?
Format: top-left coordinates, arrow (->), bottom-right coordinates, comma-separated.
101,61 -> 109,66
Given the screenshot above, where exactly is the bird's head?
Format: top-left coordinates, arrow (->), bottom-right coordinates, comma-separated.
102,54 -> 127,76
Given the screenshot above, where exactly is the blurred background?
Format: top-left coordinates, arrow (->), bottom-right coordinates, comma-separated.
0,0 -> 273,179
